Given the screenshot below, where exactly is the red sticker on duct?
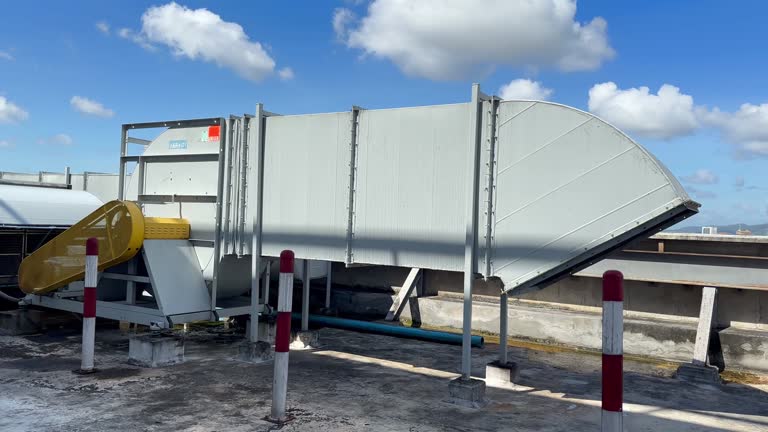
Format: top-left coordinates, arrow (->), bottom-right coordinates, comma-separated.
207,125 -> 220,142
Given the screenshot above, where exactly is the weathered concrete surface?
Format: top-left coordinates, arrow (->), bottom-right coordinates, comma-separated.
1,325 -> 767,431
330,263 -> 768,331
396,295 -> 768,374
677,363 -> 722,385
486,360 -> 520,385
128,333 -> 185,368
237,340 -> 273,363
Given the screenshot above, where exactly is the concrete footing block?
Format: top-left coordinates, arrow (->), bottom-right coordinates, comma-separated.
237,340 -> 274,363
290,330 -> 319,350
448,377 -> 487,408
0,309 -> 44,335
676,363 -> 721,385
128,333 -> 185,368
485,360 -> 519,385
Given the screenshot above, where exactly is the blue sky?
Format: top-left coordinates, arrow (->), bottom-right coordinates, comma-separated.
0,0 -> 766,227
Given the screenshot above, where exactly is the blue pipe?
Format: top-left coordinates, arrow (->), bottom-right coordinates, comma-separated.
291,313 -> 484,348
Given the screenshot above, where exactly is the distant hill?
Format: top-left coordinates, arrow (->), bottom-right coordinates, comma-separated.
668,223 -> 768,236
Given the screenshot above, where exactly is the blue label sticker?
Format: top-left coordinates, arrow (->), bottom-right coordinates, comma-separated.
169,139 -> 188,149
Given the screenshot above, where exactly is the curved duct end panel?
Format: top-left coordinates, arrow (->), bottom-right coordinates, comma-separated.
490,101 -> 699,295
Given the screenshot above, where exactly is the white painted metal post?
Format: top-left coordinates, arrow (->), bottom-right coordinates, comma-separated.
602,270 -> 623,432
79,237 -> 98,373
325,261 -> 332,309
271,250 -> 294,422
461,84 -> 484,379
249,106 -> 266,344
499,292 -> 508,364
301,259 -> 310,331
263,260 -> 271,305
693,287 -> 718,366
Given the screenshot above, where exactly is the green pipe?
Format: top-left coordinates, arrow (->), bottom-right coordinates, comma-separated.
292,313 -> 484,348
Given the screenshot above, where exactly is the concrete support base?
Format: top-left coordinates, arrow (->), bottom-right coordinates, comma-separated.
676,363 -> 721,385
128,333 -> 185,368
0,309 -> 45,336
448,377 -> 487,408
485,360 -> 519,386
237,341 -> 273,363
290,330 -> 319,350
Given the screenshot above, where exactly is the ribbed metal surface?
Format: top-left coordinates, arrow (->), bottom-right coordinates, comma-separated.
490,101 -> 696,293
261,112 -> 351,262
352,104 -> 470,270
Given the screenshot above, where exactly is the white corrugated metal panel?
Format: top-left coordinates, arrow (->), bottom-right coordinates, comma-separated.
262,112 -> 351,262
0,184 -> 103,227
352,104 -> 471,270
490,101 -> 697,293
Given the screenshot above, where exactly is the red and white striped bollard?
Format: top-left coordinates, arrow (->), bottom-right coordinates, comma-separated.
602,270 -> 623,431
79,237 -> 98,373
271,250 -> 294,422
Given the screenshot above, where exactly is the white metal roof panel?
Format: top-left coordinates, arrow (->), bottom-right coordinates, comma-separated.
0,184 -> 103,227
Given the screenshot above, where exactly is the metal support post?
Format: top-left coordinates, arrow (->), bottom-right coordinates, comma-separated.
271,251 -> 294,423
499,292 -> 508,364
211,117 -> 227,311
64,166 -> 71,188
263,260 -> 271,305
249,106 -> 266,343
301,259 -> 310,331
602,270 -> 624,431
76,238 -> 99,374
325,261 -> 332,309
460,84 -> 485,379
118,126 -> 128,200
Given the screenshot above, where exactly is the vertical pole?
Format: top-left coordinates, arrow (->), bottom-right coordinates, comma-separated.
211,118 -> 227,312
118,125 -> 127,200
325,261 -> 332,309
263,260 -> 271,305
461,84 -> 484,379
602,270 -> 624,431
499,292 -> 508,364
64,166 -> 71,188
249,106 -> 266,343
301,259 -> 310,331
271,250 -> 294,423
80,237 -> 98,373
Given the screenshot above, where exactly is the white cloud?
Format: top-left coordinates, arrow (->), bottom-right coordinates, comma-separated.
499,79 -> 553,101
278,67 -> 294,81
681,169 -> 718,185
588,82 -> 698,140
118,27 -> 157,51
336,0 -> 614,80
96,21 -> 110,35
70,96 -> 115,118
0,51 -> 13,61
0,139 -> 12,148
686,186 -> 716,200
0,96 -> 29,123
700,103 -> 768,158
50,134 -> 73,146
333,8 -> 356,42
135,2 -> 278,81
734,176 -> 745,188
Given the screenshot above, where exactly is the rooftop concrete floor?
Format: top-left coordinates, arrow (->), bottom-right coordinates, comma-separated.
1,323 -> 767,432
